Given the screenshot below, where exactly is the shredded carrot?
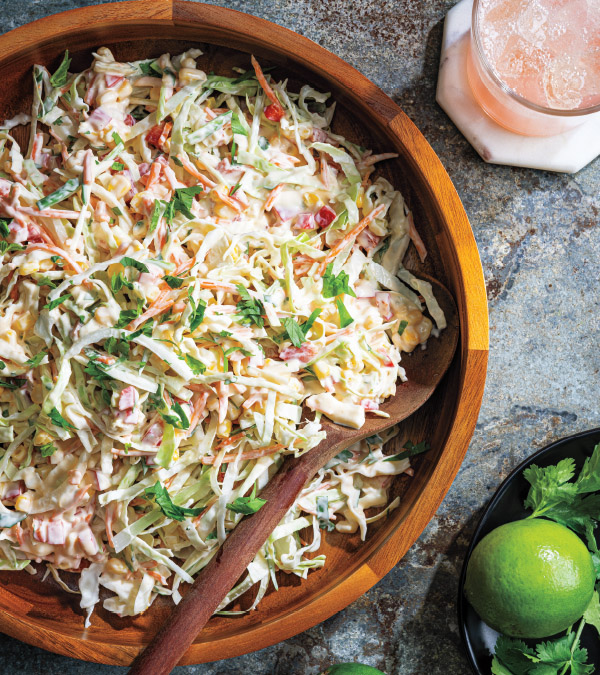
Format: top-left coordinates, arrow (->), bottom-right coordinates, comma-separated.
145,161 -> 162,189
317,203 -> 386,275
201,443 -> 285,465
187,392 -> 209,436
407,211 -> 427,263
250,55 -> 283,111
158,122 -> 172,150
264,184 -> 284,211
213,187 -> 243,213
175,153 -> 216,189
127,290 -> 174,330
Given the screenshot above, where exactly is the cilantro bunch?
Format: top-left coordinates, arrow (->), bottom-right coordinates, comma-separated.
492,443 -> 600,675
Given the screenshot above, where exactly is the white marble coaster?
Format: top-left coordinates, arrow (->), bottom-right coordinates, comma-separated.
436,0 -> 600,173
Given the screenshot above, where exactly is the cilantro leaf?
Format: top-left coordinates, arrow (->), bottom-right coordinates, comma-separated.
316,495 -> 335,531
236,284 -> 264,328
583,590 -> 600,638
523,459 -> 580,517
111,162 -> 124,171
282,317 -> 305,347
0,378 -> 25,390
322,263 -> 356,298
120,257 -> 149,274
576,444 -> 600,494
44,293 -> 71,311
324,449 -> 353,469
149,198 -> 163,232
0,241 -> 24,255
144,481 -> 202,521
83,355 -> 113,382
384,440 -> 430,462
183,353 -> 206,375
493,636 -> 537,675
335,297 -> 353,328
167,186 -> 203,222
227,484 -> 266,515
48,406 -> 77,430
25,352 -> 46,368
40,442 -> 57,457
301,308 -> 322,336
0,218 -> 11,238
114,300 -> 144,329
189,296 -> 206,332
50,50 -> 71,88
398,319 -> 408,336
164,275 -> 184,289
172,402 -> 189,430
110,271 -> 134,293
37,276 -> 57,289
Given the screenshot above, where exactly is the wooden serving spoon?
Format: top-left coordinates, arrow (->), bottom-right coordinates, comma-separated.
128,277 -> 459,675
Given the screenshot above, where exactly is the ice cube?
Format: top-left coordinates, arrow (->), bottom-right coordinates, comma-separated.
543,54 -> 586,108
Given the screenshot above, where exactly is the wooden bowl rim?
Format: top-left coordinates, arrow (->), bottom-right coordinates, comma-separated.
0,0 -> 489,665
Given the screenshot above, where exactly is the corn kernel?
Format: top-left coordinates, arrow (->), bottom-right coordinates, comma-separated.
214,202 -> 236,219
18,261 -> 40,276
39,259 -> 53,272
12,444 -> 27,464
15,493 -> 32,513
216,419 -> 232,438
356,189 -> 364,209
107,175 -> 130,200
34,430 -> 54,446
1,329 -> 16,343
303,192 -> 322,207
314,362 -> 330,378
14,313 -> 35,331
105,558 -> 128,575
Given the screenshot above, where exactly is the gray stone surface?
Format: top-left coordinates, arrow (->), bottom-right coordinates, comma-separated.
0,0 -> 598,673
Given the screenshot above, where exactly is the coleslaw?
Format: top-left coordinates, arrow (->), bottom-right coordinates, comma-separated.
0,47 -> 445,622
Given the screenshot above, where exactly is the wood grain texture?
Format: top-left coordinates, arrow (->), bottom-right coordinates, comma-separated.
0,0 -> 489,666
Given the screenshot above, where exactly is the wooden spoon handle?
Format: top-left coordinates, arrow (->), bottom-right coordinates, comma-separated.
127,457 -> 312,675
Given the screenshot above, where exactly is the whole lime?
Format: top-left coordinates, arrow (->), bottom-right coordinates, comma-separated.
464,518 -> 595,638
322,665 -> 385,675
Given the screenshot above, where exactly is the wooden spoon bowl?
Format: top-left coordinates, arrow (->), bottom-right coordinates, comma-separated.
0,1 -> 489,666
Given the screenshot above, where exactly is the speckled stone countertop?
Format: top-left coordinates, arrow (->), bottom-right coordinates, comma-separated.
0,1 -> 598,673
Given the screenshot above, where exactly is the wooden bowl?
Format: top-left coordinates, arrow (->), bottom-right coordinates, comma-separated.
0,1 -> 489,665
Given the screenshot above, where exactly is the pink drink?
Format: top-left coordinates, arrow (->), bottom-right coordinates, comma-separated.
468,0 -> 600,135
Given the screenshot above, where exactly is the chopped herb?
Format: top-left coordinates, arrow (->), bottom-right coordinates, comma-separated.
170,186 -> 203,221
322,263 -> 356,298
25,352 -> 46,368
0,241 -> 24,255
51,255 -> 63,266
37,276 -> 57,289
111,271 -> 134,293
83,356 -> 113,382
0,378 -> 26,390
163,275 -> 184,289
44,294 -> 71,311
144,481 -> 202,521
0,218 -> 11,238
171,156 -> 184,167
114,300 -> 144,329
40,442 -> 57,457
149,199 -> 163,232
316,495 -> 335,531
325,449 -> 353,469
282,317 -> 305,347
0,362 -> 4,370
111,162 -> 124,171
230,181 -> 242,196
335,297 -> 353,328
120,257 -> 149,274
183,353 -> 206,375
112,207 -> 123,216
301,308 -> 322,336
112,131 -> 124,147
188,294 -> 206,332
258,136 -> 269,150
227,484 -> 266,515
398,320 -> 408,336
138,60 -> 154,76
385,440 -> 430,462
48,406 -> 77,431
236,284 -> 265,328
50,50 -> 71,88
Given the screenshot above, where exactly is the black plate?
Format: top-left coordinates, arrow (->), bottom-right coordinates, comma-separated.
458,428 -> 600,674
